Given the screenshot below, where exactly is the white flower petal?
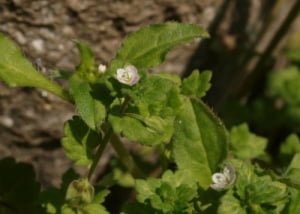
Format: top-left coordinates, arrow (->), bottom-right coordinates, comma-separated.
211,165 -> 236,191
210,183 -> 226,191
223,165 -> 236,185
116,65 -> 140,86
212,173 -> 227,185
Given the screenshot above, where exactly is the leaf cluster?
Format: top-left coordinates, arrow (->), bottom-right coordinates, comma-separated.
123,171 -> 197,214
1,21 -> 300,214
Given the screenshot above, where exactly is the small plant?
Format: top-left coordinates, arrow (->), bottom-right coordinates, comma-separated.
0,22 -> 300,213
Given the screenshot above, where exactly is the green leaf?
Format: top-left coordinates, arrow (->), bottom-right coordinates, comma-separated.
97,159 -> 135,188
231,159 -> 256,200
0,157 -> 41,214
111,168 -> 135,188
109,22 -> 209,72
135,170 -> 197,213
75,41 -> 99,82
62,204 -> 76,214
130,73 -> 183,116
245,178 -> 288,214
280,154 -> 300,191
69,73 -> 106,130
285,153 -> 300,186
160,170 -> 196,188
280,170 -> 300,190
280,134 -> 300,156
181,70 -> 212,98
279,134 -> 300,165
283,188 -> 300,213
75,41 -> 95,73
109,114 -> 174,146
230,159 -> 288,213
229,123 -> 267,160
61,204 -> 108,214
93,189 -> 110,204
61,116 -> 101,166
151,72 -> 181,85
109,74 -> 182,146
80,203 -> 109,214
172,98 -> 227,188
135,178 -> 161,203
286,153 -> 300,176
218,190 -> 247,214
0,34 -> 71,101
248,176 -> 287,205
268,66 -> 300,105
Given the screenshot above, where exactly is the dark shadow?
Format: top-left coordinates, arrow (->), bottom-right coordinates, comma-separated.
184,0 -> 279,109
185,0 -> 300,161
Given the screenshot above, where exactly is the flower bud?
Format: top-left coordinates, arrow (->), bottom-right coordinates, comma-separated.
65,178 -> 95,205
98,64 -> 107,74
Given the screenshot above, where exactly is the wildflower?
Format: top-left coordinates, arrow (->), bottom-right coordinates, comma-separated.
210,164 -> 236,191
98,64 -> 107,74
116,64 -> 140,86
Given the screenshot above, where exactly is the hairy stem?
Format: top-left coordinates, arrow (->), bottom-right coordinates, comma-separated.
87,96 -> 131,180
111,134 -> 145,178
88,126 -> 113,180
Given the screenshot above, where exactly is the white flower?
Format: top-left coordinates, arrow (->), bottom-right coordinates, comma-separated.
98,64 -> 107,74
210,165 -> 236,191
116,65 -> 140,86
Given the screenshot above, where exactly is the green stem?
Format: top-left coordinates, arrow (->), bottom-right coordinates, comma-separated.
111,134 -> 145,178
87,96 -> 131,180
88,127 -> 113,180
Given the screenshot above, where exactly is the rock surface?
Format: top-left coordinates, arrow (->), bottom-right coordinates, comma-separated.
0,0 -> 221,187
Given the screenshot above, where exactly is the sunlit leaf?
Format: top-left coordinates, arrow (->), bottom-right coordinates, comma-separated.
283,188 -> 300,213
218,190 -> 247,214
279,134 -> 300,165
69,73 -> 106,130
75,41 -> 99,82
181,70 -> 212,98
109,22 -> 209,72
229,123 -> 267,160
0,34 -> 70,101
230,159 -> 288,213
135,170 -> 197,213
172,98 -> 227,188
109,74 -> 182,146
